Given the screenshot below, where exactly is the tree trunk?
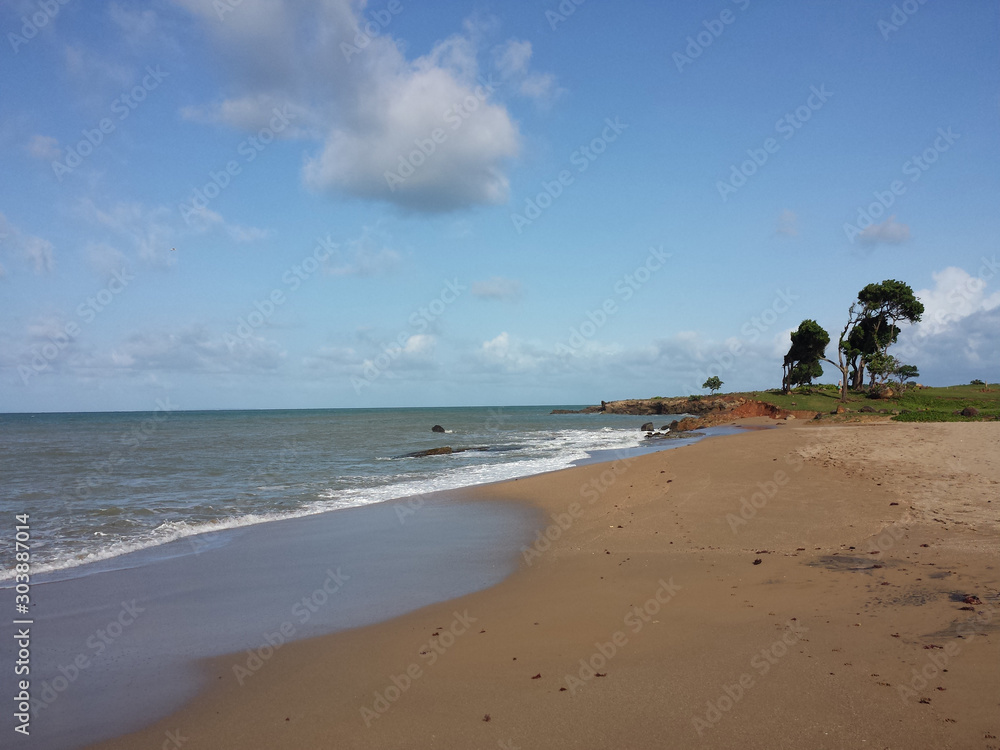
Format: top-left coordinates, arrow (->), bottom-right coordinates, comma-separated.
829,312 -> 855,402
851,360 -> 865,389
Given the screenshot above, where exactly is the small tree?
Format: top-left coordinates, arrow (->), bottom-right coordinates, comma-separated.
702,376 -> 723,395
866,352 -> 900,387
895,363 -> 919,389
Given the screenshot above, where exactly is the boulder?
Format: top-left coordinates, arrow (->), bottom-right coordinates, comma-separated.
431,425 -> 445,433
860,405 -> 875,413
641,422 -> 654,431
961,407 -> 980,417
834,405 -> 846,414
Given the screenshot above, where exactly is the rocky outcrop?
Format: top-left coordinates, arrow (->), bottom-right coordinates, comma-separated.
431,425 -> 446,433
667,400 -> 800,432
553,395 -> 821,431
554,395 -> 754,416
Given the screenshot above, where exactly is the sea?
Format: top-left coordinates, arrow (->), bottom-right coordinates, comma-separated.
0,405 -> 690,585
1,405 -> 716,748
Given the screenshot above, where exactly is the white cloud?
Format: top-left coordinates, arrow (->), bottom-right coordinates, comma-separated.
325,224 -> 401,277
894,262 -> 1000,382
858,215 -> 910,245
78,199 -> 178,267
494,39 -> 532,78
181,204 -> 269,243
471,276 -> 521,300
78,199 -> 266,269
173,0 -> 525,211
403,333 -> 434,356
910,265 -> 1000,337
115,326 -> 286,372
26,134 -> 60,161
518,72 -> 558,101
64,45 -> 133,89
493,39 -> 559,102
478,331 -> 546,372
23,236 -> 55,274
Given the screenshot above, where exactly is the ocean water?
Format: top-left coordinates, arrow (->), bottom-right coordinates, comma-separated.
0,405 -> 687,584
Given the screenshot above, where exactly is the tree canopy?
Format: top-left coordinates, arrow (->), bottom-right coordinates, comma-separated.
824,280 -> 923,400
702,376 -> 723,394
782,319 -> 830,393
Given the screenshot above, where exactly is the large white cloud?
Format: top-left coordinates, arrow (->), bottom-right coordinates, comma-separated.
910,265 -> 1000,337
895,263 -> 1000,381
172,0 -> 528,211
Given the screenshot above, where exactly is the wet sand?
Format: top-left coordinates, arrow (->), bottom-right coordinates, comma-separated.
91,420 -> 999,749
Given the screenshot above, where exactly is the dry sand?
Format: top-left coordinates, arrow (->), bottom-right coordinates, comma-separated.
91,420 -> 999,749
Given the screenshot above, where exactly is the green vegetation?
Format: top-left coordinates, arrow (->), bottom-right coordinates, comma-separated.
822,279 -> 924,401
702,376 -> 723,395
890,385 -> 999,422
743,383 -> 999,422
782,319 -> 829,393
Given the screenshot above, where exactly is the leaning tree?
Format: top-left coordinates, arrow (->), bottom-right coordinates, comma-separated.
825,280 -> 924,401
782,319 -> 830,394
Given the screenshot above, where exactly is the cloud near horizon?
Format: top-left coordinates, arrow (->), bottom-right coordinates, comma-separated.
172,0 -> 533,212
896,263 -> 1000,379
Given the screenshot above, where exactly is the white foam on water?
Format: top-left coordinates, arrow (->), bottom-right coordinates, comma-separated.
1,426 -> 653,585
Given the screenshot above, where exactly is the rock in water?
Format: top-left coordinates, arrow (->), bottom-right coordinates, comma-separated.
405,446 -> 453,457
641,422 -> 654,431
431,425 -> 445,433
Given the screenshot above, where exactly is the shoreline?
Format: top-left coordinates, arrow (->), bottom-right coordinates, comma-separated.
3,408 -> 709,590
87,419 -> 1000,749
7,421 -> 729,749
5,495 -> 538,750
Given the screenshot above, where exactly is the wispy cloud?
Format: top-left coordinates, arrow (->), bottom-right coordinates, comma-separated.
325,224 -> 401,277
0,212 -> 56,276
775,209 -> 798,237
471,276 -> 522,300
493,39 -> 560,103
858,215 -> 910,245
25,134 -> 61,161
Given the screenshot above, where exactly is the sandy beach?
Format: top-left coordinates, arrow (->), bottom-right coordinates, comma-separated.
90,420 -> 999,750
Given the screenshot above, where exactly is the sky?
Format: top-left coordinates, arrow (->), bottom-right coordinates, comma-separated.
1,0 -> 998,412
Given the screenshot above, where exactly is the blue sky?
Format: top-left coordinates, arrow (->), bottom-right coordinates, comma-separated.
1,0 -> 998,412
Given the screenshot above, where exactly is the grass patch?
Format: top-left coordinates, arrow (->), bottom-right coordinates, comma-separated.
733,383 -> 1000,422
893,384 -> 1000,422
739,384 -> 856,413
